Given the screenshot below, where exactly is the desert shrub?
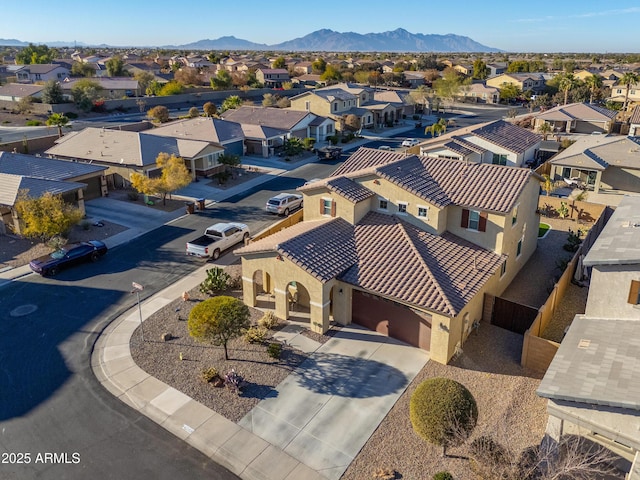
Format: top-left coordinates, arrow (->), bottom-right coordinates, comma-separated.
80,220 -> 91,231
563,228 -> 582,252
258,311 -> 280,330
244,326 -> 267,344
327,134 -> 339,145
410,378 -> 477,456
188,106 -> 200,118
267,342 -> 282,359
127,191 -> 139,201
224,369 -> 245,395
372,467 -> 396,479
26,120 -> 42,126
199,267 -> 231,295
214,170 -> 231,185
302,137 -> 316,150
469,435 -> 508,467
200,367 -> 219,383
432,472 -> 454,480
47,235 -> 67,250
227,273 -> 242,290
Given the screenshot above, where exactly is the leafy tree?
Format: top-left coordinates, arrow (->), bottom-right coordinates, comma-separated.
130,153 -> 192,205
220,95 -> 243,112
218,153 -> 241,170
343,114 -> 361,132
537,121 -> 553,141
147,105 -> 170,123
207,52 -> 220,64
262,93 -> 277,107
506,60 -> 530,73
311,58 -> 327,74
203,101 -> 217,117
276,96 -> 290,108
41,80 -> 64,104
71,61 -> 95,77
14,191 -> 83,241
353,70 -> 370,84
146,80 -> 163,96
46,113 -> 70,138
282,81 -> 293,90
423,69 -> 441,82
541,174 -> 554,196
188,106 -> 200,118
410,378 -> 477,457
472,59 -> 488,80
174,66 -> 202,86
105,56 -> 126,77
188,296 -> 250,360
158,80 -> 183,96
210,69 -> 233,90
71,79 -> 104,111
16,43 -> 56,64
499,83 -> 522,103
584,74 -> 603,104
433,67 -> 464,102
272,56 -> 286,69
283,137 -> 305,156
134,71 -> 155,94
620,71 -> 640,112
321,65 -> 342,82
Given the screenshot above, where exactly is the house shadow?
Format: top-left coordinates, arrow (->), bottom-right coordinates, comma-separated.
289,351 -> 409,398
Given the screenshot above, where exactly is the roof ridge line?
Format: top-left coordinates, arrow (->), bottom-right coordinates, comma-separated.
395,218 -> 457,316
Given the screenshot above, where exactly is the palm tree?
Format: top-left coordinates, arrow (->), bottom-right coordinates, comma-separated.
537,121 -> 553,140
584,74 -> 603,104
558,73 -> 579,105
619,72 -> 640,112
46,113 -> 69,138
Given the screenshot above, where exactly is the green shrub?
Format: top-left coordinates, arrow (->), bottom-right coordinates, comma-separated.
410,378 -> 477,455
433,472 -> 454,480
199,267 -> 231,295
26,120 -> 42,126
244,326 -> 267,344
80,220 -> 91,230
258,311 -> 280,330
302,137 -> 316,150
200,367 -> 219,383
267,342 -> 282,359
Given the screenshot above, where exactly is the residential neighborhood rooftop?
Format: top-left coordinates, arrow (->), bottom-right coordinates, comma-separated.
0,151 -> 107,179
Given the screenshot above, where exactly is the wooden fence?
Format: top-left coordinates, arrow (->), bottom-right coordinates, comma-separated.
250,209 -> 304,243
520,206 -> 613,372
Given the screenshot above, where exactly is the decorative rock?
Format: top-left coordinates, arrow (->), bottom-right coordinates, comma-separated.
160,332 -> 172,341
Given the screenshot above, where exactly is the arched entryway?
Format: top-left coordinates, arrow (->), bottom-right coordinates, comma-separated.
286,280 -> 310,323
253,269 -> 275,310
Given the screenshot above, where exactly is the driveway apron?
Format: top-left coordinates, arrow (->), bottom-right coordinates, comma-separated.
239,324 -> 429,480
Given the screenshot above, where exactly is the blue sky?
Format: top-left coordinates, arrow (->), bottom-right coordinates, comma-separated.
2,0 -> 639,53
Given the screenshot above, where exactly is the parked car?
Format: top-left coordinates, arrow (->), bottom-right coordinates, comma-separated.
186,223 -> 249,260
29,240 -> 108,276
378,145 -> 392,151
401,138 -> 420,147
316,146 -> 343,160
266,193 -> 303,216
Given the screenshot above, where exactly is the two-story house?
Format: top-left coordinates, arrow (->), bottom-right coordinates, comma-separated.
235,147 -> 541,364
537,195 -> 640,477
418,119 -> 542,168
458,83 -> 501,104
255,68 -> 290,88
14,63 -> 70,84
486,72 -> 547,94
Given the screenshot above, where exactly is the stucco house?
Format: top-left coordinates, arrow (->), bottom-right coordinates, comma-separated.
62,77 -> 141,99
236,147 -> 541,364
458,83 -> 500,104
629,105 -> 640,136
45,127 -> 219,189
0,83 -> 44,102
537,195 -> 640,478
418,119 -> 542,168
549,134 -> 640,194
255,68 -> 290,88
0,152 -> 107,234
532,102 -> 618,135
14,63 -> 70,84
486,72 -> 547,94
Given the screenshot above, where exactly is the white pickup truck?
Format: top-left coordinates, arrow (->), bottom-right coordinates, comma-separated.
185,222 -> 249,260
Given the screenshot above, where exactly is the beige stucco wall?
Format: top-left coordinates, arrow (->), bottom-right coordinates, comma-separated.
586,265 -> 640,319
290,94 -> 331,117
601,167 -> 640,192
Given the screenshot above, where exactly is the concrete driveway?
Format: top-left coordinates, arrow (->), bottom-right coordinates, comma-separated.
239,324 -> 429,480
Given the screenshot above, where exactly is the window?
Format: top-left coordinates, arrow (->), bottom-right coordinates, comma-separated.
322,198 -> 332,216
378,198 -> 388,211
461,208 -> 487,232
417,206 -> 428,218
517,236 -> 523,257
500,259 -> 507,277
468,210 -> 480,230
305,101 -> 310,111
492,153 -> 508,165
628,280 -> 640,305
512,204 -> 519,226
333,103 -> 337,112
398,202 -> 407,214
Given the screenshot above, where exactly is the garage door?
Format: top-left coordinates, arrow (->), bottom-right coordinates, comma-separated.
352,290 -> 431,350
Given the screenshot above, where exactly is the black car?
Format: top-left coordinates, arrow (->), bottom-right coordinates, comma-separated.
316,146 -> 343,160
29,240 -> 108,276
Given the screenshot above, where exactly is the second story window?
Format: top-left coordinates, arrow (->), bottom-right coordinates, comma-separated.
321,198 -> 335,217
333,103 -> 337,112
492,153 -> 508,166
378,198 -> 388,211
512,204 -> 519,226
417,206 -> 428,218
517,236 -> 524,257
468,210 -> 480,230
398,202 -> 407,214
305,101 -> 310,111
461,208 -> 487,232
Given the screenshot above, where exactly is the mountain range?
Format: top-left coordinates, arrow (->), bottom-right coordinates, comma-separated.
0,29 -> 500,52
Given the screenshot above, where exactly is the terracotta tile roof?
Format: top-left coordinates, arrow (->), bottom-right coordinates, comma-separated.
151,117 -> 245,144
325,177 -> 375,203
331,147 -> 405,176
535,102 -> 618,122
340,212 -> 503,316
221,106 -> 311,131
0,173 -> 85,207
450,136 -> 488,154
630,105 -> 640,124
471,119 -> 541,153
375,155 -> 532,213
235,218 -> 336,255
0,152 -> 106,180
443,140 -> 474,157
